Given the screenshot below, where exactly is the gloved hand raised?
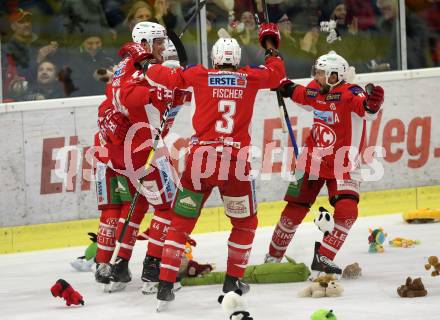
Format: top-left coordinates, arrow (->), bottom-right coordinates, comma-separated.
118,42 -> 153,69
277,78 -> 297,98
364,83 -> 384,114
258,22 -> 280,49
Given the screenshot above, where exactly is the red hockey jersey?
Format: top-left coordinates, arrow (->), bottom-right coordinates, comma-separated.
146,56 -> 286,153
291,80 -> 377,179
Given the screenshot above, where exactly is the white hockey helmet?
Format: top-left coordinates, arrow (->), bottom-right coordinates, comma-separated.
313,51 -> 349,86
211,37 -> 241,68
132,21 -> 167,48
162,38 -> 178,61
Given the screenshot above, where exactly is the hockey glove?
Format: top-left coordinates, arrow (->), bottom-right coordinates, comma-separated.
277,79 -> 297,98
51,279 -> 84,306
173,89 -> 192,106
118,42 -> 153,69
98,108 -> 131,145
258,22 -> 280,49
364,83 -> 384,114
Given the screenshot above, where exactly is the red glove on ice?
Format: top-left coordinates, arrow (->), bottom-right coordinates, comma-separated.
98,108 -> 131,145
364,83 -> 384,114
173,89 -> 192,106
258,22 -> 280,49
50,279 -> 84,306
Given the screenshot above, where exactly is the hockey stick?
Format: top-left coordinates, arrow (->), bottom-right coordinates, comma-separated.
109,31 -> 188,268
178,0 -> 207,39
252,0 -> 299,157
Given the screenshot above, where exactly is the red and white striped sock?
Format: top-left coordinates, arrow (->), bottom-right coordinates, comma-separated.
227,215 -> 258,278
115,202 -> 146,261
318,198 -> 358,259
96,208 -> 120,263
159,214 -> 197,283
146,208 -> 173,258
268,203 -> 308,258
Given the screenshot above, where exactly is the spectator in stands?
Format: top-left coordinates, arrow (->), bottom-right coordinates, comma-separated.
153,0 -> 177,30
69,29 -> 116,96
276,13 -> 317,78
345,0 -> 379,32
317,0 -> 377,73
25,60 -> 65,100
280,0 -> 322,33
60,0 -> 115,44
1,8 -> 61,101
376,0 -> 430,69
125,1 -> 154,31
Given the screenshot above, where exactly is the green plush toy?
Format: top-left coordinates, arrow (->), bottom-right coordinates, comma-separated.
70,232 -> 98,272
311,309 -> 337,320
181,256 -> 310,286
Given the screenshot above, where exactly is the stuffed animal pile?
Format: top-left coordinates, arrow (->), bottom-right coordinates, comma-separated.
298,275 -> 343,298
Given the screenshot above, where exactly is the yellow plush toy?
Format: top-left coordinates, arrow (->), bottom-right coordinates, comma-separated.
388,237 -> 420,248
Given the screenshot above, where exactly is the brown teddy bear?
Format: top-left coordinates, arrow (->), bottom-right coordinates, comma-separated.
342,263 -> 362,279
397,277 -> 427,298
425,256 -> 440,277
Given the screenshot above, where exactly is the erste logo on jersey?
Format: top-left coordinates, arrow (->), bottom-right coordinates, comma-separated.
208,73 -> 247,88
311,122 -> 336,148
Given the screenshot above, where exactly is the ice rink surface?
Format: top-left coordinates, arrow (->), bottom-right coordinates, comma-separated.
1,213 -> 439,320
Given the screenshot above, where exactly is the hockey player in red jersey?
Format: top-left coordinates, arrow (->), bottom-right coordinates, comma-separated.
94,22 -> 191,293
93,76 -> 132,285
265,51 -> 385,276
144,23 -> 286,308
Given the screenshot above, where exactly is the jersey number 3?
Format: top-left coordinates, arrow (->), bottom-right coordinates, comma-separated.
215,100 -> 236,134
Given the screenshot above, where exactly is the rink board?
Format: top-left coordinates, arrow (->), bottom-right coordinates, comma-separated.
1,184 -> 439,254
0,68 -> 440,252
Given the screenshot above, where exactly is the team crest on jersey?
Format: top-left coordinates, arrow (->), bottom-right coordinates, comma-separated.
313,110 -> 335,124
326,93 -> 341,101
311,122 -> 336,148
208,73 -> 247,88
306,88 -> 319,98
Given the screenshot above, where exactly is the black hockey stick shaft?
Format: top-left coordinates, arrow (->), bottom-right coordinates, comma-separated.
110,103 -> 172,265
253,0 -> 299,157
178,0 -> 207,39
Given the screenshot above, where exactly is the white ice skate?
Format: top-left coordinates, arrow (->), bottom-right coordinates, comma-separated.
70,258 -> 94,272
142,281 -> 182,295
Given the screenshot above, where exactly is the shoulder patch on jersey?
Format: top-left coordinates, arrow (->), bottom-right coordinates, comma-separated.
306,88 -> 319,98
183,64 -> 197,71
348,85 -> 365,96
326,92 -> 341,101
113,59 -> 128,78
249,64 -> 266,69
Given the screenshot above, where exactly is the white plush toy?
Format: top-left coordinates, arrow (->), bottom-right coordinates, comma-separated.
314,206 -> 335,236
298,280 -> 344,298
218,289 -> 253,320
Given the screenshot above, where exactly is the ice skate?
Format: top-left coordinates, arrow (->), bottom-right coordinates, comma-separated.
71,257 -> 95,272
222,274 -> 250,294
310,242 -> 342,280
264,253 -> 282,263
156,280 -> 175,312
95,263 -> 111,284
141,255 -> 160,295
106,257 -> 132,293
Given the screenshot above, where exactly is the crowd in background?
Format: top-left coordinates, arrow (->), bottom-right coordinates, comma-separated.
0,0 -> 439,103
